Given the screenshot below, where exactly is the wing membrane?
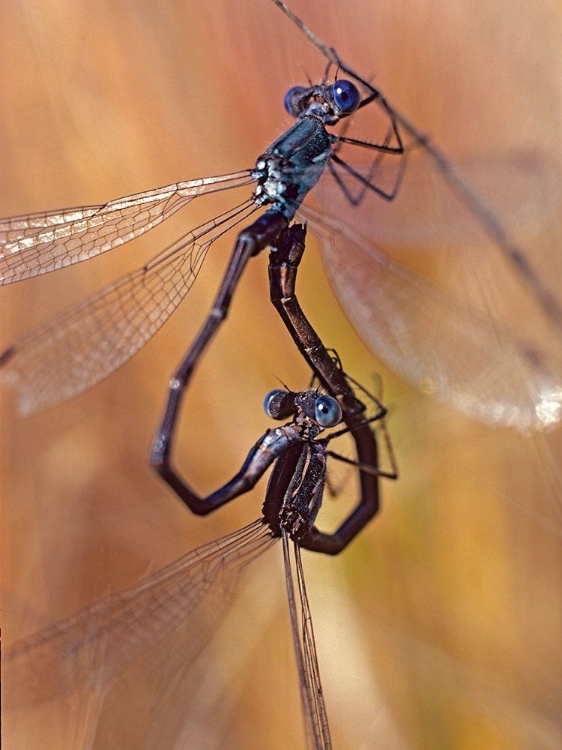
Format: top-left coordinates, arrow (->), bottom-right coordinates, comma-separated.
5,520 -> 274,708
0,201 -> 256,414
303,206 -> 562,431
319,150 -> 562,249
0,171 -> 253,284
283,533 -> 332,750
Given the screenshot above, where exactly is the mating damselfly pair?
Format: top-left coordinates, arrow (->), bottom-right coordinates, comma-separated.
2,0 -> 562,748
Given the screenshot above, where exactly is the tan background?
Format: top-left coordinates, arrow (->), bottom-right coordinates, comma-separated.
1,1 -> 562,748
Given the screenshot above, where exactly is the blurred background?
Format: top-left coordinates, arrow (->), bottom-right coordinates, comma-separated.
1,1 -> 562,748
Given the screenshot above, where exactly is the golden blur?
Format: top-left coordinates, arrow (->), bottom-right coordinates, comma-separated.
1,1 -> 561,749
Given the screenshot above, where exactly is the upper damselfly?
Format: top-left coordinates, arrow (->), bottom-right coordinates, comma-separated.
1,0 -> 560,433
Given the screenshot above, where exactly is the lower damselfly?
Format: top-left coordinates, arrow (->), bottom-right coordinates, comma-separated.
4,380 -> 396,750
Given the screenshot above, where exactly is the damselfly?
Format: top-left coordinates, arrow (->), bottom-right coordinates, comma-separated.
4,381 -> 396,750
1,0 -> 560,434
3,3 -> 562,748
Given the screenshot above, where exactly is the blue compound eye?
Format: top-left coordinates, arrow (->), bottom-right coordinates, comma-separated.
314,395 -> 342,427
264,389 -> 293,419
331,80 -> 361,114
283,86 -> 308,116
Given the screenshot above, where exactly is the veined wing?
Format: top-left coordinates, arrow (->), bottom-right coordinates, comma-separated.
283,534 -> 332,750
0,201 -> 257,414
303,206 -> 562,431
0,171 -> 254,284
323,147 -> 562,349
321,150 -> 562,251
5,520 -> 274,708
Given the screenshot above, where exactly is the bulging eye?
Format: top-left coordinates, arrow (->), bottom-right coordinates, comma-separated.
283,86 -> 308,116
330,80 -> 361,114
264,389 -> 293,419
314,395 -> 342,427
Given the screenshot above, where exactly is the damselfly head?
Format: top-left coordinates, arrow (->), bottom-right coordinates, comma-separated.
264,388 -> 342,429
283,79 -> 361,124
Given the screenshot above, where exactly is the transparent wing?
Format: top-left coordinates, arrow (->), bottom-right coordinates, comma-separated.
0,171 -> 253,284
320,150 -> 562,250
0,201 -> 256,414
283,533 -> 332,750
303,206 -> 562,431
5,519 -> 274,708
322,148 -> 562,341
